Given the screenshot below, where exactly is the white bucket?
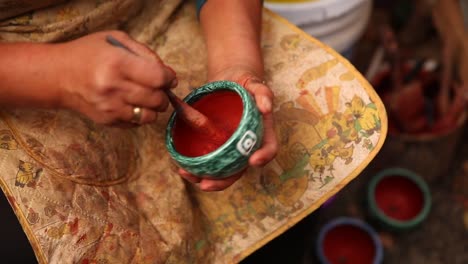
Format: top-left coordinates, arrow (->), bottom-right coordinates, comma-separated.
265,0 -> 372,57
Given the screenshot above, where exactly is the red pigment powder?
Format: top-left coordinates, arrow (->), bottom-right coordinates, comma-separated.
375,176 -> 424,221
323,225 -> 376,264
172,90 -> 243,157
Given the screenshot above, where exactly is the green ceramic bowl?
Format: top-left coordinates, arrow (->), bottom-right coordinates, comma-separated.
165,81 -> 264,178
367,167 -> 431,232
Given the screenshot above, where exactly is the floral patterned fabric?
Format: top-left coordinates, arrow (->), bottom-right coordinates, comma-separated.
0,0 -> 65,20
0,0 -> 182,44
0,1 -> 388,263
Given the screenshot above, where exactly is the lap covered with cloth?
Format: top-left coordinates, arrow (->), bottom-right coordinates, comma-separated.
0,0 -> 387,263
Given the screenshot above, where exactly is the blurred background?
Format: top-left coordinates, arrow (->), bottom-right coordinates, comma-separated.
0,0 -> 466,263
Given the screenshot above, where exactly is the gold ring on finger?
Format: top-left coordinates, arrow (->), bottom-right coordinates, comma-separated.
131,106 -> 143,124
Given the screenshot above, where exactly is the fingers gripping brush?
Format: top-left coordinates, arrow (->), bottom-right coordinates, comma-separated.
105,35 -> 229,145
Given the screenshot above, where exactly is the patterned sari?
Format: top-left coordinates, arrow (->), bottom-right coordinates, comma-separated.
0,1 -> 387,263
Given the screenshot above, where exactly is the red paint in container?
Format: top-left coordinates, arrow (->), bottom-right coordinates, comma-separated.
323,224 -> 376,264
172,90 -> 243,157
374,175 -> 424,221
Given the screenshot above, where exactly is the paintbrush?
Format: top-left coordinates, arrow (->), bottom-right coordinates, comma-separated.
105,36 -> 226,141
381,25 -> 402,92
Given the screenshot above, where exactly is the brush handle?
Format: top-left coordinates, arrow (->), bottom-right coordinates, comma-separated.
381,25 -> 402,91
105,36 -> 226,140
164,89 -> 227,142
106,35 -> 135,54
403,59 -> 426,84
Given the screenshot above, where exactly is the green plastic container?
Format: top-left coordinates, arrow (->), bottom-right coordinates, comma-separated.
367,167 -> 431,231
165,81 -> 263,178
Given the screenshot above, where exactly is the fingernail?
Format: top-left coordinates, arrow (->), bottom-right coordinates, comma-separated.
171,78 -> 178,88
261,96 -> 272,112
202,185 -> 217,192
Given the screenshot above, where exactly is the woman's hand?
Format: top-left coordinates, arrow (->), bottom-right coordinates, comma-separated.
54,31 -> 177,125
178,66 -> 278,191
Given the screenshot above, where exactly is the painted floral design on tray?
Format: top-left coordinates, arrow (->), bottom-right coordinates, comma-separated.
261,74 -> 381,214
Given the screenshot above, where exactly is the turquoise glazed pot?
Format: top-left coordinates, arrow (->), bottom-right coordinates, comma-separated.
165,81 -> 263,178
367,167 -> 431,232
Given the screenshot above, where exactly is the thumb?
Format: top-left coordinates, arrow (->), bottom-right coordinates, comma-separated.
245,80 -> 274,114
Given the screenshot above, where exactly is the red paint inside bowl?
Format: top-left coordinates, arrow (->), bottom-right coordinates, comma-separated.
172,90 -> 243,157
375,175 -> 424,221
323,224 -> 376,264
